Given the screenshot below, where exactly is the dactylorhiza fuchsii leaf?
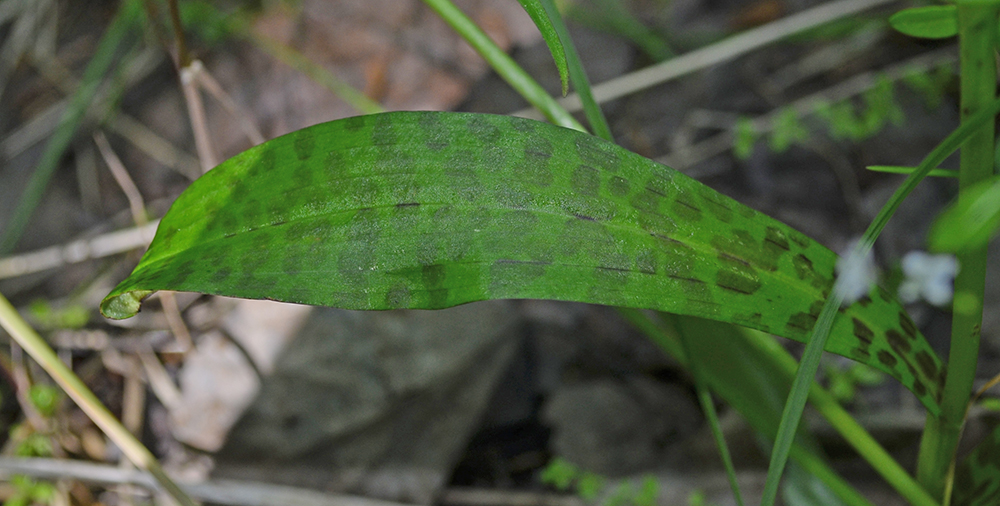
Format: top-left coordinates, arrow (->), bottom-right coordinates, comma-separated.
101,111 -> 946,413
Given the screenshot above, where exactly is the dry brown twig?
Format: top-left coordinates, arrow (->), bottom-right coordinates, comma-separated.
0,457 -> 413,506
93,131 -> 148,226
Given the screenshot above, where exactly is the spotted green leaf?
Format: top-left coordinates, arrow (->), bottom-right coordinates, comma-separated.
100,111 -> 945,413
953,423 -> 1000,506
516,0 -> 570,96
889,6 -> 958,39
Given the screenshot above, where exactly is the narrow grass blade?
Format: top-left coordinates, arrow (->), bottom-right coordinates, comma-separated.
516,0 -> 569,96
100,111 -> 945,415
421,0 -> 584,132
866,166 -> 958,178
537,0 -> 614,141
671,316 -> 745,506
0,0 -> 138,254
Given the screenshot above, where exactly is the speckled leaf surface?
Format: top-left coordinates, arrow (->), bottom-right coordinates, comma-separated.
954,423 -> 1000,506
101,111 -> 945,413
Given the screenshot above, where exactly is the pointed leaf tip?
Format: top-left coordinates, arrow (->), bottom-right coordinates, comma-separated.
517,0 -> 570,96
100,289 -> 153,320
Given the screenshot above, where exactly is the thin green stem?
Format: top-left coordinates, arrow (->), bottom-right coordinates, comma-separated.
537,0 -> 613,141
760,296 -> 835,506
917,1 -> 998,500
421,0 -> 585,132
674,322 -> 746,506
0,293 -> 197,506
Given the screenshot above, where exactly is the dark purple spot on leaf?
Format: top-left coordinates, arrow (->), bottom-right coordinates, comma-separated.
257,147 -> 276,172
886,329 -> 911,354
516,138 -> 554,187
372,114 -> 396,146
792,253 -> 827,290
700,189 -> 734,223
764,226 -> 791,251
594,264 -> 630,284
294,130 -> 315,161
786,311 -> 818,333
575,136 -> 620,170
385,283 -> 412,308
900,312 -> 918,339
571,165 -> 600,197
645,174 -> 673,198
915,350 -> 938,382
852,317 -> 874,345
733,312 -> 765,329
877,350 -> 898,368
347,208 -> 381,240
510,117 -> 537,133
343,115 -> 366,132
636,249 -> 657,274
419,113 -> 450,151
524,136 -> 554,162
422,263 -> 446,289
716,261 -> 762,295
209,268 -> 232,283
609,176 -> 630,197
672,196 -> 702,222
468,115 -> 502,143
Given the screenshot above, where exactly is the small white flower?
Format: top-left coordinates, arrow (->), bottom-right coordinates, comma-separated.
898,251 -> 959,306
835,239 -> 877,306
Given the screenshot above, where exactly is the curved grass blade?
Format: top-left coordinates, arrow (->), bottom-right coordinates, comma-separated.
537,0 -> 613,142
671,315 -> 746,506
422,0 -> 583,131
866,166 -> 958,178
516,0 -> 569,97
101,111 -> 945,414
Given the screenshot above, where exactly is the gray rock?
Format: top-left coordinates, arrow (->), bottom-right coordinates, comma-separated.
541,376 -> 701,475
214,301 -> 521,504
